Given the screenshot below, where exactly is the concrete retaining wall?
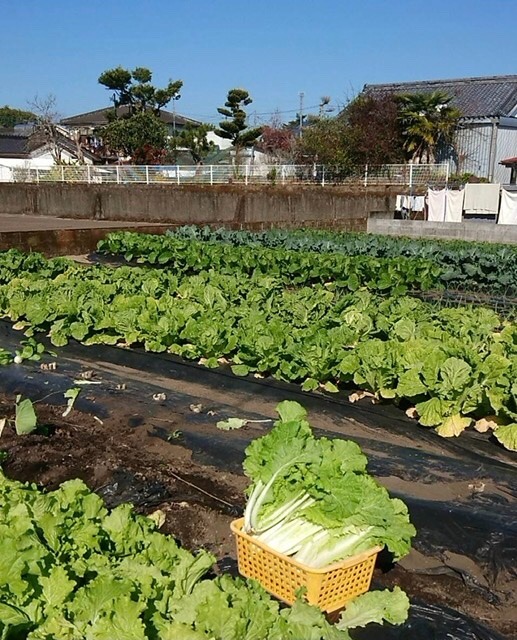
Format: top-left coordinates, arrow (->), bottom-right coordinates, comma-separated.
368,218 -> 517,244
0,183 -> 396,231
0,225 -> 170,256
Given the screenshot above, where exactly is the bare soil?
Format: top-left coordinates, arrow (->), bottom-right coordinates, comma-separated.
0,397 -> 245,561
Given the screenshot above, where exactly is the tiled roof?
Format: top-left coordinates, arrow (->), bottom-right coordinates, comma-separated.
0,129 -> 31,157
363,75 -> 517,118
0,127 -> 98,161
60,106 -> 200,127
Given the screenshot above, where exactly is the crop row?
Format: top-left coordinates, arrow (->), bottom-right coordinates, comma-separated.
0,253 -> 516,450
96,233 -> 443,295
162,225 -> 517,297
1,470 -> 372,639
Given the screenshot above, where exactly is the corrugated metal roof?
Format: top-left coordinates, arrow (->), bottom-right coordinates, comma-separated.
363,75 -> 517,118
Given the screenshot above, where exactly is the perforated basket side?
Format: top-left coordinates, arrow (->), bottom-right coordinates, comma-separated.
310,553 -> 378,611
234,529 -> 308,604
231,518 -> 381,613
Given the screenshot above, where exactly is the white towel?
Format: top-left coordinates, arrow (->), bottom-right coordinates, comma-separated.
395,195 -> 403,211
498,189 -> 517,225
444,189 -> 464,223
427,188 -> 446,222
412,196 -> 425,212
463,183 -> 500,214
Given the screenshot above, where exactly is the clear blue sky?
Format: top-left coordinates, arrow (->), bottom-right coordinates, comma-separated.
1,0 -> 516,125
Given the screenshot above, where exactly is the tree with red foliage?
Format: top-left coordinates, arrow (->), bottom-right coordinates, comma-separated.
341,93 -> 406,166
132,143 -> 167,165
259,125 -> 297,162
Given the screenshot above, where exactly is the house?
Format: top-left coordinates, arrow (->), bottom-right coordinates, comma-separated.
60,105 -> 201,136
60,106 -> 202,161
500,157 -> 517,185
363,75 -> 517,183
0,126 -> 97,180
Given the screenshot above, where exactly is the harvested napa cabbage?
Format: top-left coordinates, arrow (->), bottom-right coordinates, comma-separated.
242,400 -> 416,568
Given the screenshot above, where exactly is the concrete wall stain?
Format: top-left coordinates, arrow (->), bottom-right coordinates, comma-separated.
0,183 -> 395,231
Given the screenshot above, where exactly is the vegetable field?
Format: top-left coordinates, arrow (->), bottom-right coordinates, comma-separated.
1,232 -> 517,450
0,227 -> 516,640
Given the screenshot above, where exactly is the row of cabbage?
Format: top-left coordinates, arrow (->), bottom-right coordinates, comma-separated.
0,250 -> 516,450
96,233 -> 443,295
160,225 -> 517,297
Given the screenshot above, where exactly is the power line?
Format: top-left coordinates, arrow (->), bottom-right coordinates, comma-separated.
183,103 -> 324,121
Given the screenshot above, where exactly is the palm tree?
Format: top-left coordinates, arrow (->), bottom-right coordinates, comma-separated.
397,91 -> 461,163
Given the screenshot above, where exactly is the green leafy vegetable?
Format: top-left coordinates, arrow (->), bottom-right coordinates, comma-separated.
336,586 -> 410,629
494,423 -> 517,451
216,416 -> 272,431
14,396 -> 37,435
62,387 -> 81,418
1,244 -> 516,450
0,470 -> 392,639
243,402 -> 416,568
216,417 -> 248,430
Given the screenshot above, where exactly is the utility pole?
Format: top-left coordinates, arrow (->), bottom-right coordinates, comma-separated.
172,94 -> 181,136
299,91 -> 304,138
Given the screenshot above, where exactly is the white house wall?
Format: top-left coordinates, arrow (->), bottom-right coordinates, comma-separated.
0,149 -> 90,168
0,158 -> 53,182
0,156 -> 55,181
0,149 -> 92,181
206,132 -> 232,150
0,165 -> 13,181
0,156 -> 50,168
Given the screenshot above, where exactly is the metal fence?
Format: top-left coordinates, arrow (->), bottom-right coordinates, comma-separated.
0,162 -> 450,187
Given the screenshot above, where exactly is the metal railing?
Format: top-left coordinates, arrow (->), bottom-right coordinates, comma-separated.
363,163 -> 449,187
0,162 -> 450,187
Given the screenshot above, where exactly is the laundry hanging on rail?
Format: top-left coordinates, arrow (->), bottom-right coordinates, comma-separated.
412,196 -> 425,212
497,189 -> 517,225
444,189 -> 464,222
463,183 -> 500,215
426,188 -> 464,222
427,189 -> 446,221
395,195 -> 425,213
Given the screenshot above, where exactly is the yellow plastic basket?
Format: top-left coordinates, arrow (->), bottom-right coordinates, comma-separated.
231,518 -> 381,613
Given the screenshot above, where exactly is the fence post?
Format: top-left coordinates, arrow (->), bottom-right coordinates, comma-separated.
364,164 -> 368,187
176,165 -> 180,185
210,165 -> 213,186
61,165 -> 65,182
36,168 -> 39,184
409,163 -> 414,190
87,164 -> 91,184
116,166 -> 120,184
282,165 -> 286,185
321,165 -> 325,187
245,164 -> 249,186
445,161 -> 449,187
145,165 -> 149,185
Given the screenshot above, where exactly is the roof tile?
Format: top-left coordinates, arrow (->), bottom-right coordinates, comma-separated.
363,75 -> 517,118
60,106 -> 200,127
